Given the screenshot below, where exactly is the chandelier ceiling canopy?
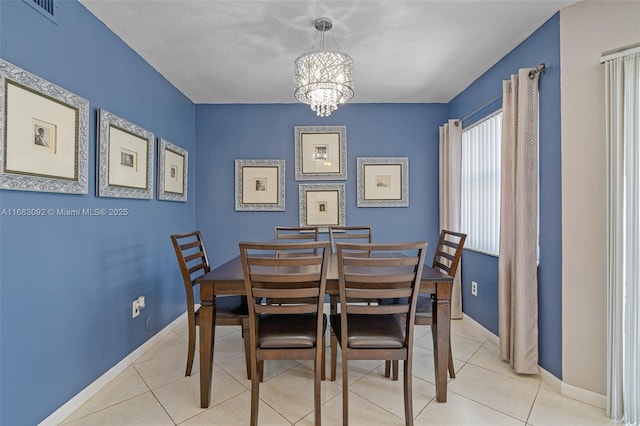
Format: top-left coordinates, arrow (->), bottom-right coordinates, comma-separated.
294,18 -> 354,117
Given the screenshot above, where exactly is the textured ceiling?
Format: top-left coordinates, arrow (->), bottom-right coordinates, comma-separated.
79,0 -> 579,104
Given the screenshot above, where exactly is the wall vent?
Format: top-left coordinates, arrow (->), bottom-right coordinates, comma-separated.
31,0 -> 54,16
23,0 -> 57,24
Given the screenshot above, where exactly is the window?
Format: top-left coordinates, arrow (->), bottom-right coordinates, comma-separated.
461,111 -> 502,255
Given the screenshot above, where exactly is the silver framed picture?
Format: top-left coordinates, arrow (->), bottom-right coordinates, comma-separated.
298,183 -> 346,232
357,157 -> 409,207
157,137 -> 187,202
97,108 -> 154,199
0,59 -> 89,194
235,159 -> 285,211
294,125 -> 347,181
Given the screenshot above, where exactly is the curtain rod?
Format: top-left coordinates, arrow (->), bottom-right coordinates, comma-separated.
601,43 -> 640,63
454,63 -> 545,127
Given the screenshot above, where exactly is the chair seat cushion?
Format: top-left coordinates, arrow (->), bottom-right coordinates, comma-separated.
330,314 -> 405,349
258,314 -> 327,349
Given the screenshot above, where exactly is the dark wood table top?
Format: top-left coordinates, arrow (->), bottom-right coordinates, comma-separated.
200,254 -> 454,295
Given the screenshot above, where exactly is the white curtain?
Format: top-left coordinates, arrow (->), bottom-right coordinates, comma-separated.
498,69 -> 539,374
605,49 -> 640,424
439,119 -> 463,319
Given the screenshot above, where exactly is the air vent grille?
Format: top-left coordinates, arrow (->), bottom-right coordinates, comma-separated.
32,0 -> 54,16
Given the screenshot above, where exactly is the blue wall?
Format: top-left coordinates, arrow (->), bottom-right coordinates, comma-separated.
0,2 -> 196,424
449,14 -> 563,378
195,103 -> 448,267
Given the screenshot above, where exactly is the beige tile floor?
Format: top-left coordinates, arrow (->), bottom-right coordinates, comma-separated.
60,315 -> 617,425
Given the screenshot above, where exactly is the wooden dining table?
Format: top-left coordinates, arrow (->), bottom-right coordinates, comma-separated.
195,253 -> 454,408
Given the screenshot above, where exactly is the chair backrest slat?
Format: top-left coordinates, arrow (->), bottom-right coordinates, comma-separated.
179,240 -> 202,251
346,287 -> 412,300
274,227 -> 320,256
329,226 -> 372,254
187,263 -> 207,276
256,304 -> 319,315
442,240 -> 459,250
343,255 -> 418,268
274,227 -> 319,242
251,272 -> 323,283
344,272 -> 418,285
248,255 -> 322,267
347,304 -> 410,315
253,287 -> 320,299
184,250 -> 205,263
439,251 -> 455,262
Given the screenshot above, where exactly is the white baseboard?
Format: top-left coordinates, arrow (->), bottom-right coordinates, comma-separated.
538,367 -> 606,409
462,314 -> 606,409
38,312 -> 188,426
462,313 -> 500,346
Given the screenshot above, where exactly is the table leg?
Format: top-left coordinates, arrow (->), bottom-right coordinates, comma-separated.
330,296 -> 338,381
199,295 -> 216,408
432,293 -> 451,402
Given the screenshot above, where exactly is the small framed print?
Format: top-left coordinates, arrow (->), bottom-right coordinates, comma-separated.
294,125 -> 347,181
235,159 -> 285,211
97,108 -> 154,199
357,157 -> 409,207
0,59 -> 89,194
158,137 -> 187,202
299,183 -> 345,232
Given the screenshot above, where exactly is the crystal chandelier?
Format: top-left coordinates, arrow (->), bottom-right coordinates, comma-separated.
294,18 -> 354,117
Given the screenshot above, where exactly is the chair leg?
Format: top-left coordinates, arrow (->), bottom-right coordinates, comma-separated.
249,336 -> 262,426
383,359 -> 399,380
330,298 -> 338,381
403,359 -> 414,426
321,335 -> 326,381
315,346 -> 323,425
331,330 -> 338,381
384,344 -> 455,382
342,349 -> 349,426
185,320 -> 196,377
448,340 -> 456,378
242,318 -> 252,380
250,355 -> 260,426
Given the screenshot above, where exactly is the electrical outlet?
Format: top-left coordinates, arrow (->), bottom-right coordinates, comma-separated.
132,300 -> 140,318
132,296 -> 145,318
471,281 -> 478,296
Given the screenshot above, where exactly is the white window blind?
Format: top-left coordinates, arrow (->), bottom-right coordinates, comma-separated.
461,111 -> 502,255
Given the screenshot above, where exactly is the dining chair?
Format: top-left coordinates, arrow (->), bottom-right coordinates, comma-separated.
274,226 -> 320,257
332,241 -> 427,426
170,231 -> 251,378
272,226 -> 323,376
272,226 -> 323,364
383,230 -> 467,380
239,240 -> 330,426
327,225 -> 373,381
